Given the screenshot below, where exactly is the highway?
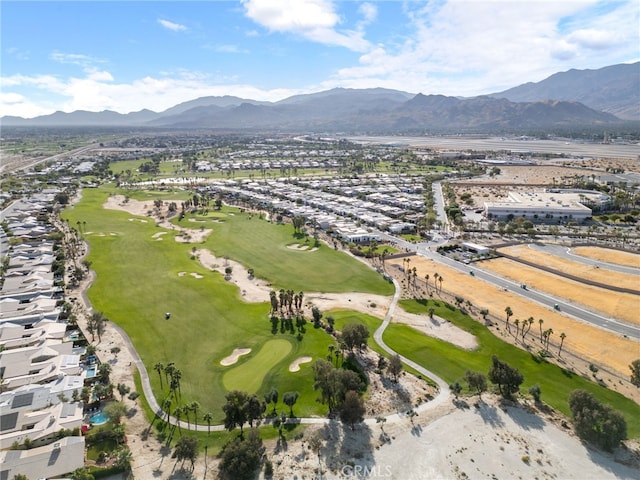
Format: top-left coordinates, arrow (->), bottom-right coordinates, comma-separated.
375,177 -> 640,341
382,233 -> 640,341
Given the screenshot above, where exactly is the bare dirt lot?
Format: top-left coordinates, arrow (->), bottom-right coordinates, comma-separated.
573,246 -> 640,268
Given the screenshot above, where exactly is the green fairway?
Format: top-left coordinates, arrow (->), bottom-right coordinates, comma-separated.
385,299 -> 640,439
223,339 -> 292,393
179,208 -> 394,295
62,186 -> 392,422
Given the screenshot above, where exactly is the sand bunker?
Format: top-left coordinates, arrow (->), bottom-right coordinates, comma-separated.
287,244 -> 310,250
178,272 -> 186,277
220,348 -> 251,366
289,356 -> 312,372
152,232 -> 167,240
128,218 -> 148,223
190,272 -> 203,279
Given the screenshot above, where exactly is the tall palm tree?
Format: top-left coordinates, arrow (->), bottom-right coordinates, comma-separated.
173,407 -> 183,435
513,319 -> 520,338
538,318 -> 544,341
203,412 -> 213,436
438,275 -> 444,293
163,398 -> 172,423
504,306 -> 513,331
183,404 -> 191,430
558,332 -> 566,356
545,328 -> 554,351
164,363 -> 175,389
190,401 -> 200,426
154,363 -> 165,392
172,369 -> 182,398
424,274 -> 430,293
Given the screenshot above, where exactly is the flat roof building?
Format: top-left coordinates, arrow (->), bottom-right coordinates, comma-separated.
483,190 -> 607,223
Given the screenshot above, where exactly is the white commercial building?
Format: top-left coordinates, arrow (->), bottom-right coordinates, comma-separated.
483,190 -> 603,223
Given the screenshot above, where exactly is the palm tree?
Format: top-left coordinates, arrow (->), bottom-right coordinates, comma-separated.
538,318 -> 544,341
438,275 -> 444,293
163,398 -> 172,423
558,332 -> 566,356
545,328 -> 554,351
424,274 -> 430,293
173,406 -> 183,435
183,403 -> 191,430
190,401 -> 200,426
172,369 -> 182,398
203,412 -> 213,436
522,317 -> 534,342
504,306 -> 513,331
154,362 -> 165,392
164,363 -> 175,389
513,319 -> 520,338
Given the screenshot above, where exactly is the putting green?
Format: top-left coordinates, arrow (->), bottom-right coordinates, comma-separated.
222,339 -> 292,393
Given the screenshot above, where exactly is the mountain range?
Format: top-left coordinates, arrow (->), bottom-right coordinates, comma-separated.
2,62 -> 638,133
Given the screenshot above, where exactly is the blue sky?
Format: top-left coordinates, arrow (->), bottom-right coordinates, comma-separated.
2,0 -> 638,118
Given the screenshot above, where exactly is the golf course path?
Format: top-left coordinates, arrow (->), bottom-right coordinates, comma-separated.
115,275 -> 450,432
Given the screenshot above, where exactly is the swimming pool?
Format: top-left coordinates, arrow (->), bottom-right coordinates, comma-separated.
90,411 -> 109,425
85,366 -> 96,378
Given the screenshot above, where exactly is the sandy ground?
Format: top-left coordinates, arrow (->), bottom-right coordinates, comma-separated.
498,244 -> 640,291
482,256 -> 639,325
271,394 -> 640,480
573,246 -> 640,268
219,348 -> 251,366
82,192 -> 640,479
288,356 -> 312,372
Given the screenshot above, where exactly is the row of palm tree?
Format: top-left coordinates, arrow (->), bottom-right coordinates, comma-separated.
269,289 -> 304,316
152,361 -> 218,435
504,306 -> 566,356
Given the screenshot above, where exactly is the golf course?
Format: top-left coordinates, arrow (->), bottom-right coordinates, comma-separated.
63,186 -> 394,422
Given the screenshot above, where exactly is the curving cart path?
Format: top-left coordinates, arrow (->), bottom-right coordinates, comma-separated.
112,276 -> 450,432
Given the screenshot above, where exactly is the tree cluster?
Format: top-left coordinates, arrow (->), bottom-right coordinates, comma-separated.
341,323 -> 370,351
313,359 -> 366,428
222,390 -> 267,435
488,355 -> 524,399
219,428 -> 265,480
568,390 -> 627,451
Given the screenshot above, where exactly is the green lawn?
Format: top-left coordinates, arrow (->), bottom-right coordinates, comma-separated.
384,299 -> 640,439
62,186 -> 391,422
223,339 -> 292,393
179,208 -> 393,295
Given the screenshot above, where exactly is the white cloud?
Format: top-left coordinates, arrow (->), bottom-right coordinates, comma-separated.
0,70 -> 302,117
566,29 -> 623,50
158,18 -> 187,32
358,3 -> 377,24
204,44 -> 250,54
242,0 -> 370,51
328,0 -> 640,96
50,51 -> 104,67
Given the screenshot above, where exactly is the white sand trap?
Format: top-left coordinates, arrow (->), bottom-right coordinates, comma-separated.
110,233 -> 118,236
128,218 -> 148,223
220,348 -> 251,366
190,272 -> 204,279
289,356 -> 312,372
178,272 -> 186,277
188,219 -> 205,223
152,232 -> 167,239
